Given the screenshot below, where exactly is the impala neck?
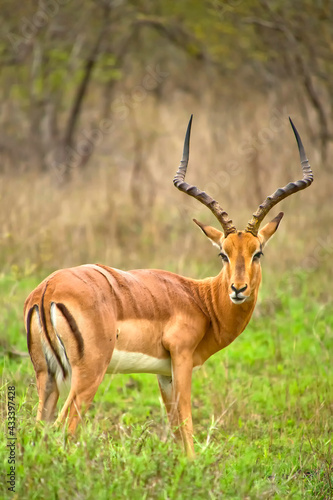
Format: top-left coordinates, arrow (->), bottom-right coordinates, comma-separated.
194,268 -> 261,348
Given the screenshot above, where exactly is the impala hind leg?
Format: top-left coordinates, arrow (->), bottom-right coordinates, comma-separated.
55,365 -> 108,434
27,308 -> 60,422
35,371 -> 60,422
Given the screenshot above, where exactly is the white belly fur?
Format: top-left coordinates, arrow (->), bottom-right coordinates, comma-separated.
107,349 -> 172,376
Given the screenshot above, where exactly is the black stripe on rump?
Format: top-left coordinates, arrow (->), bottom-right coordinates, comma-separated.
55,303 -> 84,359
40,283 -> 67,378
26,305 -> 37,353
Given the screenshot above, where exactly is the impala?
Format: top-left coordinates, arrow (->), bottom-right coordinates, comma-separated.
24,116 -> 313,457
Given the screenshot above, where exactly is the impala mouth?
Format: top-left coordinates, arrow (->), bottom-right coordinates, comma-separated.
230,294 -> 247,305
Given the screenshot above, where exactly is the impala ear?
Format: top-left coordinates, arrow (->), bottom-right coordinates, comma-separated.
193,219 -> 224,249
258,212 -> 284,247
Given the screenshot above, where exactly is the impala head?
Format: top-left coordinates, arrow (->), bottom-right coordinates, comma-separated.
174,115 -> 313,305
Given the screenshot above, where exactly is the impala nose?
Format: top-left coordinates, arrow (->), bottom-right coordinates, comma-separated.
231,283 -> 248,295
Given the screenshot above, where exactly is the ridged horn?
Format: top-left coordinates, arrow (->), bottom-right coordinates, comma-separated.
245,118 -> 313,236
173,115 -> 236,237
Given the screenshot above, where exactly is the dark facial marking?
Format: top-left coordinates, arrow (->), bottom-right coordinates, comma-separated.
235,254 -> 245,275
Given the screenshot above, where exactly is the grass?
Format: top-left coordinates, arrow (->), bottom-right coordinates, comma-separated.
1,267 -> 332,499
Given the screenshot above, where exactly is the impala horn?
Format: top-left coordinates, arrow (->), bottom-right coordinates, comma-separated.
245,118 -> 313,236
173,115 -> 237,237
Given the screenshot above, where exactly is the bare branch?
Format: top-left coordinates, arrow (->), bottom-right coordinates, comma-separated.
63,15 -> 110,153
245,12 -> 332,163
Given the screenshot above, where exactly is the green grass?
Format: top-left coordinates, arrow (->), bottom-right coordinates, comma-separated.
1,269 -> 332,499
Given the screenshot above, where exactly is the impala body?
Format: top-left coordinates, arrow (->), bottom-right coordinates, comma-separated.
24,117 -> 313,457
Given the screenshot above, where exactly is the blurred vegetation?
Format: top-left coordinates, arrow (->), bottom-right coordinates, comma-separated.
0,0 -> 332,282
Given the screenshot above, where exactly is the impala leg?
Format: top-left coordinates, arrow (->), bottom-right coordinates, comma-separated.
170,353 -> 194,458
157,375 -> 182,442
57,386 -> 99,434
28,309 -> 60,422
35,370 -> 59,422
55,365 -> 108,434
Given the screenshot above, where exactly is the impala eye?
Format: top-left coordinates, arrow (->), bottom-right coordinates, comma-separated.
219,252 -> 229,263
253,251 -> 264,261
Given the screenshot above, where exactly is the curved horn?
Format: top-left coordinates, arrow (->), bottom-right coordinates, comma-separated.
245,118 -> 314,236
173,115 -> 236,237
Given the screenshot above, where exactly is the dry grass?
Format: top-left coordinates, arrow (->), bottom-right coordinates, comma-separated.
0,87 -> 332,288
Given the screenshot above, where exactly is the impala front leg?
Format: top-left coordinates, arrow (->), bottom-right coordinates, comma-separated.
157,375 -> 181,440
170,351 -> 194,458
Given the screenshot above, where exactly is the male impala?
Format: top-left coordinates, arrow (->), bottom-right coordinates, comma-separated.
24,116 -> 313,457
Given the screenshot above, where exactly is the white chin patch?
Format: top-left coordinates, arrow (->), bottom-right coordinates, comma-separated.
230,296 -> 247,305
